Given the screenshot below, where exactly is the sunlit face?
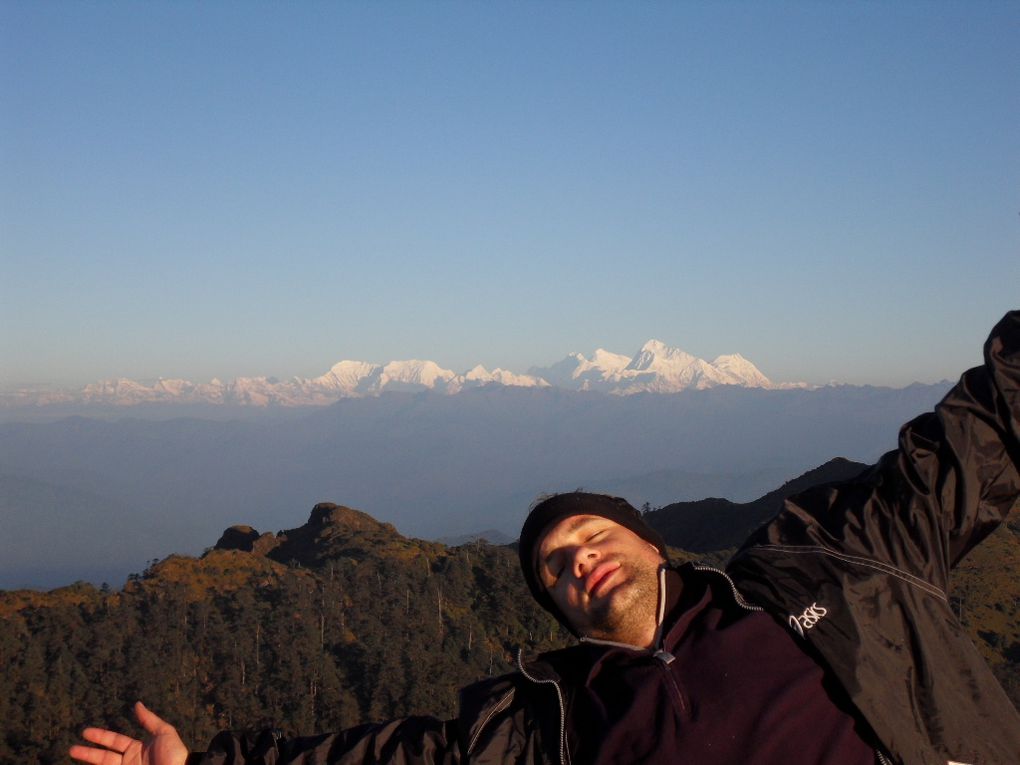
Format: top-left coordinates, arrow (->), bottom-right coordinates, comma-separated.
536,515 -> 664,646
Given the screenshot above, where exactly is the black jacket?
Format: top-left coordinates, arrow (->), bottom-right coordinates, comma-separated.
726,309 -> 1020,764
196,310 -> 1020,765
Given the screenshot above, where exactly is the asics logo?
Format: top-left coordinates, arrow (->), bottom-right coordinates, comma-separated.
788,603 -> 827,637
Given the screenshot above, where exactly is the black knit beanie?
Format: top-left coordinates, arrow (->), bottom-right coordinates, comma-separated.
518,492 -> 668,635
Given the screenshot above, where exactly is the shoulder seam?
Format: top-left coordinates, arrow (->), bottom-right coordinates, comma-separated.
466,687 -> 515,754
749,544 -> 948,601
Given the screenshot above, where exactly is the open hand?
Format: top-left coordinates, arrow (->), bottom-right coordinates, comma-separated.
69,701 -> 189,765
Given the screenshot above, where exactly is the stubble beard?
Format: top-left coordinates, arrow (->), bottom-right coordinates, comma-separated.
584,557 -> 661,645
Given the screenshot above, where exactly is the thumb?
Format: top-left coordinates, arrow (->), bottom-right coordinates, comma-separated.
134,701 -> 174,736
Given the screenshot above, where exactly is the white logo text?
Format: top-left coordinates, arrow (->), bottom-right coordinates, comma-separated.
789,603 -> 828,637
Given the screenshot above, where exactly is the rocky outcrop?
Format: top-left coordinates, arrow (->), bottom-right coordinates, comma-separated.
210,502 -> 436,571
214,525 -> 261,551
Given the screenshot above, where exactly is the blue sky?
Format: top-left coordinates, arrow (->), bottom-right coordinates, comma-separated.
2,1 -> 1017,390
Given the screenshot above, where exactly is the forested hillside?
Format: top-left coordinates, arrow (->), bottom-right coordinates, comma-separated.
0,504 -> 568,763
2,498 -> 1017,764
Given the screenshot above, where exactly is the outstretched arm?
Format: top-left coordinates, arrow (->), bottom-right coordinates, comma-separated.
70,702 -> 189,765
736,310 -> 1020,590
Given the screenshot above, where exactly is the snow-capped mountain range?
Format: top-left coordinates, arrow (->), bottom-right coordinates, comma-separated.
530,341 -> 776,394
4,340 -> 805,409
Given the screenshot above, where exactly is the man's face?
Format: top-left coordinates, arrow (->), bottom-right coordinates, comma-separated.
536,514 -> 664,647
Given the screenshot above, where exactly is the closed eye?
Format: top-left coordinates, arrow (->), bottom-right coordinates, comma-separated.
543,556 -> 565,585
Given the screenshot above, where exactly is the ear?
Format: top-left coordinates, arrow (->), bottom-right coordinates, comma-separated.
646,541 -> 666,563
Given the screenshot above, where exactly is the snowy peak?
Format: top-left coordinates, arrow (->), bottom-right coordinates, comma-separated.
528,348 -> 631,389
458,365 -> 548,389
635,339 -> 673,357
625,339 -> 698,373
463,364 -> 490,381
591,348 -> 632,368
587,349 -> 632,375
314,360 -> 381,394
711,354 -> 771,387
378,359 -> 456,392
531,339 -> 778,394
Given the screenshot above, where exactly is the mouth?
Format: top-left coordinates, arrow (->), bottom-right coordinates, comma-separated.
585,561 -> 622,596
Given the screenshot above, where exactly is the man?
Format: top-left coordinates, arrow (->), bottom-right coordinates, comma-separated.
72,312 -> 1020,764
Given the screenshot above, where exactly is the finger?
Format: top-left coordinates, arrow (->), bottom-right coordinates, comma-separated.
134,700 -> 174,736
81,728 -> 138,753
69,743 -> 124,765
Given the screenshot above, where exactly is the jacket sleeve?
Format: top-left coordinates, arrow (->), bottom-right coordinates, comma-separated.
738,309 -> 1020,593
189,716 -> 461,765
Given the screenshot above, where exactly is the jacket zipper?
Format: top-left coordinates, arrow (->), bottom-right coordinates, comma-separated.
691,563 -> 764,612
517,649 -> 571,765
652,648 -> 689,715
584,567 -> 694,717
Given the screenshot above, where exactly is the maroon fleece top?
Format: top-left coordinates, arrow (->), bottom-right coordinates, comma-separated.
563,565 -> 878,764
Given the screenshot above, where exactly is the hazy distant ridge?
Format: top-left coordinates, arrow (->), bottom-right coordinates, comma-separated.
0,381 -> 953,589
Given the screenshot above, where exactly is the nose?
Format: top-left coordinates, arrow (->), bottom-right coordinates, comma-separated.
572,544 -> 599,578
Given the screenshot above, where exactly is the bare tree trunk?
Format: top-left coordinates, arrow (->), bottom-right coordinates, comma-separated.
437,585 -> 443,631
